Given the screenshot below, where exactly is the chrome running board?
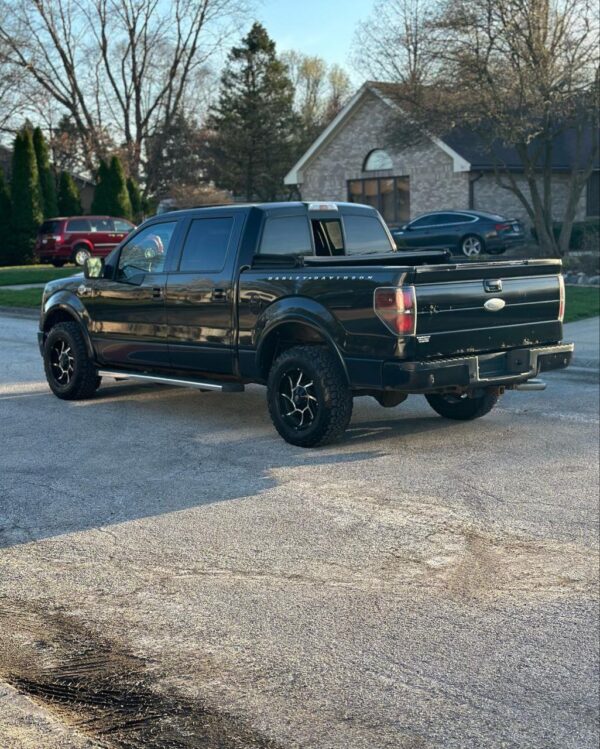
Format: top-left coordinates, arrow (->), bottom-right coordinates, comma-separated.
98,369 -> 244,392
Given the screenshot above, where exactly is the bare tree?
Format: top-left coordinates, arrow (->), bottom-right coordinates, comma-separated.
355,0 -> 599,255
0,0 -> 248,178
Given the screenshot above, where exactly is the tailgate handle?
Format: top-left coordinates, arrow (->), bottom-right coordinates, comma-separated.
484,279 -> 502,293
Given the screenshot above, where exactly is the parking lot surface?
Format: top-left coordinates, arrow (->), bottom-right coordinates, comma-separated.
1,312 -> 598,749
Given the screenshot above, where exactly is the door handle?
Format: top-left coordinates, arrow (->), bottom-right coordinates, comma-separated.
152,286 -> 163,299
212,288 -> 226,301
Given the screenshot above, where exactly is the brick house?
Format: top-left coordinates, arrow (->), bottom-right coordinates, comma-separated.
284,81 -> 599,228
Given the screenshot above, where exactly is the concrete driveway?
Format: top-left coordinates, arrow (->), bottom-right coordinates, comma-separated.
0,312 -> 598,749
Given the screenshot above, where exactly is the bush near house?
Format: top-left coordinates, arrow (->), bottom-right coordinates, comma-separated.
531,219 -> 600,252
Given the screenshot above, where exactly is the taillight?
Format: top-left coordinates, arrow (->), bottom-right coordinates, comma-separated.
558,274 -> 565,322
495,223 -> 511,232
374,286 -> 417,336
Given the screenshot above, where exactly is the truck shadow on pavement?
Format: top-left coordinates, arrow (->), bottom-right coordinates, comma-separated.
1,382 -> 456,549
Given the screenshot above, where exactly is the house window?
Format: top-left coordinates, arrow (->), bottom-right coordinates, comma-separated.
587,171 -> 599,217
347,177 -> 410,224
363,149 -> 393,171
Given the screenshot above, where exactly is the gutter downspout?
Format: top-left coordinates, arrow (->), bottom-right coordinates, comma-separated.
469,171 -> 484,209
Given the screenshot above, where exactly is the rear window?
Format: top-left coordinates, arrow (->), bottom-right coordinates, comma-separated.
179,217 -> 234,272
259,216 -> 312,255
66,219 -> 91,232
114,219 -> 134,232
343,215 -> 393,255
40,220 -> 60,234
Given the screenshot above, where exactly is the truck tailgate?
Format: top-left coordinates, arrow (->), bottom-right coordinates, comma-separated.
411,260 -> 563,359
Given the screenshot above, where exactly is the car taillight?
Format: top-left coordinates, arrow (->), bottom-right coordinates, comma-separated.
558,274 -> 565,322
495,223 -> 511,231
374,286 -> 417,336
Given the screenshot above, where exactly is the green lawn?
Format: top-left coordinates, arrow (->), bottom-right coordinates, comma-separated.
0,265 -> 78,286
563,286 -> 600,323
0,281 -> 597,322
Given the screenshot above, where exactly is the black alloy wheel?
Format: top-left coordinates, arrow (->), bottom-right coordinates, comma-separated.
43,321 -> 101,400
267,345 -> 352,447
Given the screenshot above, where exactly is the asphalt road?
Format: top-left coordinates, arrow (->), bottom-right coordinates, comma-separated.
1,312 -> 598,749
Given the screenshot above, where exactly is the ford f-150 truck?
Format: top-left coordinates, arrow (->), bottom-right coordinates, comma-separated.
39,201 -> 573,446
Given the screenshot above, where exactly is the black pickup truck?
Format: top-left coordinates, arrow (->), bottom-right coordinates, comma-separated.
39,201 -> 573,446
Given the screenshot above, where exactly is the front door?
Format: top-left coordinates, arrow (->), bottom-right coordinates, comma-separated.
85,221 -> 179,368
165,213 -> 243,375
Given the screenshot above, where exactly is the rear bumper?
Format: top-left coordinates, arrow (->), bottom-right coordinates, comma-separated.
380,343 -> 573,393
484,234 -> 525,251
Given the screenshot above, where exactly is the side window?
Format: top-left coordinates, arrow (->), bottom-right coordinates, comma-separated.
117,222 -> 176,279
409,215 -> 434,229
89,218 -> 113,232
114,219 -> 134,232
66,219 -> 90,232
343,215 -> 393,255
179,217 -> 234,272
259,216 -> 312,255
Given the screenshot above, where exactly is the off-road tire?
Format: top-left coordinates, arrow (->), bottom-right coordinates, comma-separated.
267,345 -> 352,447
43,321 -> 100,400
425,390 -> 499,420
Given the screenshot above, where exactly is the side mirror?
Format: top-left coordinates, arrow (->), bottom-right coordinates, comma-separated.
401,224 -> 409,231
84,256 -> 105,279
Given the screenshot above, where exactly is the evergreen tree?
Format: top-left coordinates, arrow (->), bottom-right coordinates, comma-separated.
109,156 -> 132,219
91,156 -> 132,218
57,172 -> 82,215
10,130 -> 43,263
126,176 -> 143,222
33,127 -> 58,218
91,159 -> 110,214
0,168 -> 14,265
205,23 -> 300,201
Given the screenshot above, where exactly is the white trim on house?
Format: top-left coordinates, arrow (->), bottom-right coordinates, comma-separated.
284,82 -> 471,186
284,85 -> 368,185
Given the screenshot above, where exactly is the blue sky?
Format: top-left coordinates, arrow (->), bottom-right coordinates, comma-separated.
256,0 -> 375,79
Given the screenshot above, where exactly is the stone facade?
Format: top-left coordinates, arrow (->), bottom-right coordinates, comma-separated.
472,173 -> 588,228
298,91 -> 470,220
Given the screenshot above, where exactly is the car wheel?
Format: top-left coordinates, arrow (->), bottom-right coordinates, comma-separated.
74,246 -> 91,266
51,259 -> 66,268
460,234 -> 484,258
267,345 -> 353,447
43,321 -> 101,400
425,390 -> 499,420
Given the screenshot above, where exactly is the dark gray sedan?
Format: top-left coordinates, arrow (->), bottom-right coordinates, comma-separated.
390,210 -> 525,257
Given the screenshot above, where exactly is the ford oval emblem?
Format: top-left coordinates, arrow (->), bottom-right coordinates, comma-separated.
484,298 -> 506,312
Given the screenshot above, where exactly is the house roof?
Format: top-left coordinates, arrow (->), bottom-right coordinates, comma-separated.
284,80 -> 599,184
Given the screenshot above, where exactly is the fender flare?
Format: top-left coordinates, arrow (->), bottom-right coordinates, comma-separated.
41,292 -> 95,358
254,298 -> 349,382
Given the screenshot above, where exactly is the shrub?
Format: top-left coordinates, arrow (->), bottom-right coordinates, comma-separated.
531,218 -> 600,251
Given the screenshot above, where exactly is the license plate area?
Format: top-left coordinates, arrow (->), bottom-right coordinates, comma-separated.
478,349 -> 531,379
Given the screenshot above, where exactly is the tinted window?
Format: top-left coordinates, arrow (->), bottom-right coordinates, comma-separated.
343,215 -> 393,255
409,215 -> 434,228
435,213 -> 472,225
118,222 -> 176,278
312,219 -> 344,256
114,219 -> 134,232
66,219 -> 91,232
259,216 -> 312,255
40,220 -> 60,234
179,217 -> 234,272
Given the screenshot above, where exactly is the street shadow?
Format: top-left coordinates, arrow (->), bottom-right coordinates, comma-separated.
0,381 -> 455,549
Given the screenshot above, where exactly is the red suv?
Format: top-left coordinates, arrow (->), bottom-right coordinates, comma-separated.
35,216 -> 136,267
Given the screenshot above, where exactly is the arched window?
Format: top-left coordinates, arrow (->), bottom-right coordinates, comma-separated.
363,149 -> 393,171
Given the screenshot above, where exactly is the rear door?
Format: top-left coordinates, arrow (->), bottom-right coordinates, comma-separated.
165,213 -> 245,374
89,217 -> 119,257
86,220 -> 181,368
